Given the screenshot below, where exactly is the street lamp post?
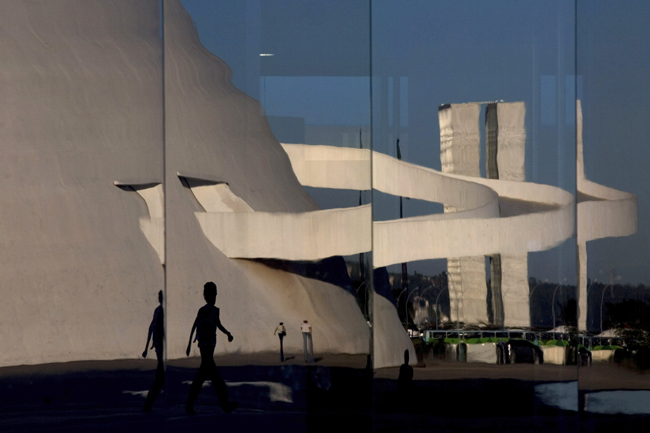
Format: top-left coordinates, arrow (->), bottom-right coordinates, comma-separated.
600,276 -> 622,334
405,287 -> 420,328
435,286 -> 449,330
529,278 -> 548,329
356,281 -> 367,319
396,286 -> 408,325
551,279 -> 566,330
585,279 -> 597,332
551,284 -> 560,329
418,287 -> 434,329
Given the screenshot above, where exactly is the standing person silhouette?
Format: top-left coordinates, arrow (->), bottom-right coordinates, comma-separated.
397,349 -> 414,403
274,322 -> 287,362
185,282 -> 238,415
301,320 -> 314,363
142,290 -> 164,412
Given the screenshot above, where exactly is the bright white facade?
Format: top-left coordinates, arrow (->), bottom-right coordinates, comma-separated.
0,0 -> 371,368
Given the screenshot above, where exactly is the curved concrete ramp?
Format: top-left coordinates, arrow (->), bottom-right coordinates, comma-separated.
198,143 -> 575,269
195,205 -> 372,261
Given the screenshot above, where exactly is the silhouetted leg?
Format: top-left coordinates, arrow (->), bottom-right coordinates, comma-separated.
307,333 -> 314,362
198,346 -> 237,413
303,333 -> 308,362
207,363 -> 229,405
186,352 -> 210,411
143,348 -> 165,412
279,335 -> 284,361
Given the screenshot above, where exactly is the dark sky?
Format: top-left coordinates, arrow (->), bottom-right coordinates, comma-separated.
180,0 -> 649,285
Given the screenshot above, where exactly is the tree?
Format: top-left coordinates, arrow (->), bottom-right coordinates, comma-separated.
606,299 -> 650,350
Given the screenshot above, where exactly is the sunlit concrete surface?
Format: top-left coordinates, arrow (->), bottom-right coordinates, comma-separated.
281,143 -> 371,190
0,0 -> 371,368
590,350 -> 615,363
0,0 -> 166,367
114,182 -> 165,264
180,176 -> 254,213
465,344 -> 498,364
162,0 -> 373,363
373,294 -> 417,369
271,142 -> 573,366
440,103 -> 488,325
540,346 -> 568,365
196,205 -> 372,261
1,0 -> 637,372
485,102 -> 529,328
276,144 -> 575,267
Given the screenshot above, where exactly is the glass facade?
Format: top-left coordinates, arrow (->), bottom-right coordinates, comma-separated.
1,1 -> 648,431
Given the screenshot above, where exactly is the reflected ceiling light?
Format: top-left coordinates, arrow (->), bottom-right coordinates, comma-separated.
259,53 -> 274,57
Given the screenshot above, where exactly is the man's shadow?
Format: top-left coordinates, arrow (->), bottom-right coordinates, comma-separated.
142,290 -> 164,413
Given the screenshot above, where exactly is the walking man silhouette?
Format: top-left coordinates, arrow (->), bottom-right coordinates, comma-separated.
274,322 -> 286,362
142,290 -> 164,412
185,282 -> 238,415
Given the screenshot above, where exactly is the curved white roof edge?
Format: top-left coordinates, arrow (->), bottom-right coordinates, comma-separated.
194,144 -> 575,268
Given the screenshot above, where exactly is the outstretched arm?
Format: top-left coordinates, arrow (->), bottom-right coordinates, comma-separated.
216,310 -> 234,342
186,319 -> 198,356
143,311 -> 156,358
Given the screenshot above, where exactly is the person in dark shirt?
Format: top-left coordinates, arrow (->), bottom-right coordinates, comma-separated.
142,290 -> 164,412
396,349 -> 414,410
185,282 -> 238,415
274,322 -> 287,362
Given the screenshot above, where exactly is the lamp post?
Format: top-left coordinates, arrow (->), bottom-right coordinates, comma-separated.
587,278 -> 597,295
435,286 -> 449,330
356,281 -> 367,297
418,287 -> 434,329
396,286 -> 408,326
529,278 -> 548,329
356,281 -> 367,319
551,278 -> 567,330
405,287 -> 420,328
600,275 -> 622,334
585,278 -> 597,332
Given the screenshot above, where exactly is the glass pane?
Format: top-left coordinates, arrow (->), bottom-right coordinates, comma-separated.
10,0 -> 649,429
371,1 -> 578,429
0,0 -> 165,429
577,0 -> 650,426
164,0 -> 371,430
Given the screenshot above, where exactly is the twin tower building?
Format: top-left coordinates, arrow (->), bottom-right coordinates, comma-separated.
440,102 -> 529,328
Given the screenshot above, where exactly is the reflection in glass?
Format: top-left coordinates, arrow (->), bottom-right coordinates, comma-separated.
4,0 -> 649,429
163,0 -> 373,429
0,0 -> 166,428
371,1 -> 579,427
577,1 -> 649,421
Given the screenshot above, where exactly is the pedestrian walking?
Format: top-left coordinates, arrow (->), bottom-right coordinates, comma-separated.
142,290 -> 164,412
301,320 -> 314,363
185,282 -> 238,415
274,322 -> 287,362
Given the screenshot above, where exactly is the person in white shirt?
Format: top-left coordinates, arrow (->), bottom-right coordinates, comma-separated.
301,320 -> 314,363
